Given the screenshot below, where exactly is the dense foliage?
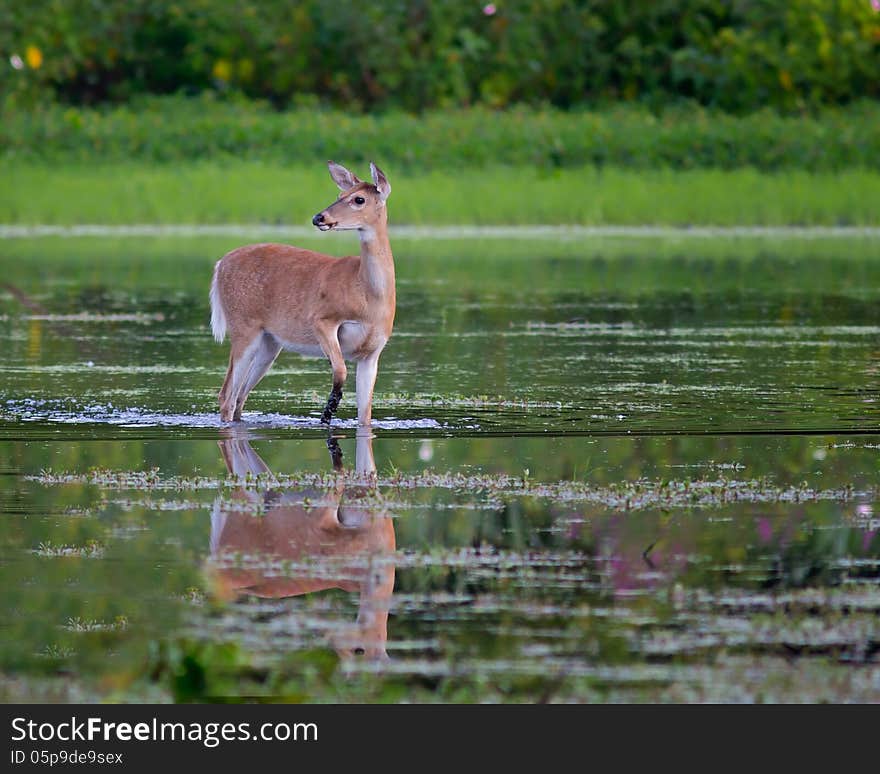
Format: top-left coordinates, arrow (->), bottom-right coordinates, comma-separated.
3,0 -> 879,112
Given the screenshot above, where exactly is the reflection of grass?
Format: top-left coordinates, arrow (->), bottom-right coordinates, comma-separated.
3,235 -> 880,302
1,161 -> 879,226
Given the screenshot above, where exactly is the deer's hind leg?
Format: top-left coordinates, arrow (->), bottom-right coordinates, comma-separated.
233,333 -> 282,420
218,351 -> 235,417
219,328 -> 278,422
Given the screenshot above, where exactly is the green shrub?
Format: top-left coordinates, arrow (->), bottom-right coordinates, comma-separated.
2,1 -> 879,112
680,0 -> 880,111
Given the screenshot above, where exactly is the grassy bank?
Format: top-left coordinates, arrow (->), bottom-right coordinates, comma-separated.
4,97 -> 880,171
2,161 -> 879,226
5,99 -> 879,226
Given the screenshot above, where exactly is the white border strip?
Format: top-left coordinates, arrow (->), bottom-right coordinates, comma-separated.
0,224 -> 878,240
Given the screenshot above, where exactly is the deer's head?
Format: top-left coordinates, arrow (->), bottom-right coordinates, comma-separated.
312,161 -> 391,233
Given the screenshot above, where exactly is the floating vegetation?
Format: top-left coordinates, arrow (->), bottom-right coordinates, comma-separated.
674,587 -> 880,614
354,392 -> 571,410
527,321 -> 880,338
107,496 -> 207,512
33,468 -> 221,491
15,312 -> 165,324
64,617 -> 128,633
29,466 -> 866,512
32,541 -> 105,559
207,545 -> 588,579
636,616 -> 879,658
5,365 -> 206,374
177,588 -> 207,606
36,645 -> 76,660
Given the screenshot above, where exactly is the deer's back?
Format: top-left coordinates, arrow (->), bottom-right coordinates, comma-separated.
217,243 -> 379,330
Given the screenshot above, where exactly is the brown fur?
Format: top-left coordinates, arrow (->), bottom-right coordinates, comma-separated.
211,162 -> 395,424
208,436 -> 395,658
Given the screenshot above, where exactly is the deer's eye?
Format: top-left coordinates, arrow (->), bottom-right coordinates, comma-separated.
353,196 -> 365,205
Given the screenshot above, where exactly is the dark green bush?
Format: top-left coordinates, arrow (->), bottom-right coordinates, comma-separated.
2,1 -> 879,112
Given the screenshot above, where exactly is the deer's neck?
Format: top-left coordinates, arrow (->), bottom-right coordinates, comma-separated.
358,219 -> 395,299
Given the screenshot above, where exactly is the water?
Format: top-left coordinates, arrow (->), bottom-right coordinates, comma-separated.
1,235 -> 879,702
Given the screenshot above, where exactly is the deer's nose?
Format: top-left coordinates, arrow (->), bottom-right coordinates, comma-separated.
312,213 -> 325,226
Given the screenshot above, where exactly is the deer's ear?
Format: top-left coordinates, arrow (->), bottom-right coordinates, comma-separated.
370,162 -> 391,202
327,161 -> 361,191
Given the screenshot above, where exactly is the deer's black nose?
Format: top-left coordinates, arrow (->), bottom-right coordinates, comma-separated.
312,213 -> 325,226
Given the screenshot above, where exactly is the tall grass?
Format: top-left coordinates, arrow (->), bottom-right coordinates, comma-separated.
3,97 -> 880,171
1,161 -> 877,226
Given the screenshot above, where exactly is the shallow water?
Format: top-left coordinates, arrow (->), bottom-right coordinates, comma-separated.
1,235 -> 879,702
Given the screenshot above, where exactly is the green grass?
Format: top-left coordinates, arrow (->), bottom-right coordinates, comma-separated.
4,98 -> 879,226
2,161 -> 879,226
5,97 -> 880,170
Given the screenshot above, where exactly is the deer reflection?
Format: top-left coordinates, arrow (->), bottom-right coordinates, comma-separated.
208,434 -> 394,659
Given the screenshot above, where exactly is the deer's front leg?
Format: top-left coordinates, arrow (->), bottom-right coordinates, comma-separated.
322,384 -> 343,424
316,323 -> 347,425
355,349 -> 382,427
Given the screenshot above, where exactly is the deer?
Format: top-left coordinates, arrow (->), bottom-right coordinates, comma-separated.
208,432 -> 395,659
210,161 -> 394,427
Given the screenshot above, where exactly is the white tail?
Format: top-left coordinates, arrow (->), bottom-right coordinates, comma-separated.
209,261 -> 227,343
210,161 -> 394,426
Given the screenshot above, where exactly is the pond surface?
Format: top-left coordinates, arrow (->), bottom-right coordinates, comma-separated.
1,234 -> 879,702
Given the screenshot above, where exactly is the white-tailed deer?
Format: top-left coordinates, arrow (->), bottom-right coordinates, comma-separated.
210,161 -> 394,426
208,433 -> 395,659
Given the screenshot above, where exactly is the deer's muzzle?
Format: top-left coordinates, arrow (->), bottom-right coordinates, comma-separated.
313,212 -> 336,231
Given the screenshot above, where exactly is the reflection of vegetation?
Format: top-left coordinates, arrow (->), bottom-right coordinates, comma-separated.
145,506 -> 878,702
3,236 -> 880,297
0,497 -> 201,685
2,431 -> 878,702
